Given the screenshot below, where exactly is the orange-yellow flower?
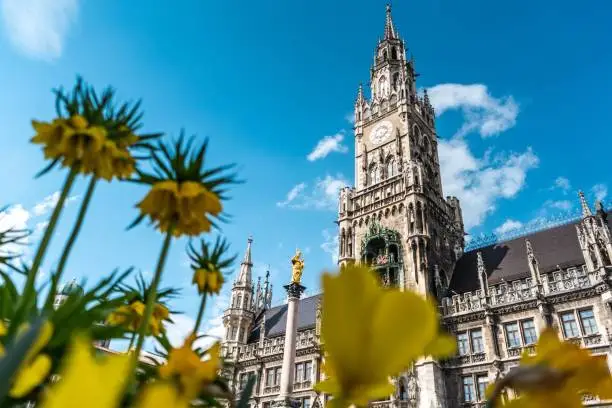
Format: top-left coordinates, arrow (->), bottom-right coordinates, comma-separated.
192,267 -> 224,295
137,181 -> 222,237
159,333 -> 221,400
136,382 -> 190,408
314,265 -> 455,407
489,328 -> 612,408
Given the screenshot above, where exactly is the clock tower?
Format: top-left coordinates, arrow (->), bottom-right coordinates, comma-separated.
337,4 -> 465,299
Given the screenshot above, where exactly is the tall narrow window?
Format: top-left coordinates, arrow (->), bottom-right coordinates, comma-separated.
471,329 -> 484,353
462,376 -> 475,402
560,311 -> 580,338
579,309 -> 598,335
457,332 -> 469,356
304,361 -> 313,382
505,322 -> 521,348
521,319 -> 537,345
295,363 -> 304,382
477,376 -> 489,401
275,367 -> 282,386
387,159 -> 395,177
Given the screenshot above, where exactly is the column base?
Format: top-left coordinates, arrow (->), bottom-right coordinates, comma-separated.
273,396 -> 301,408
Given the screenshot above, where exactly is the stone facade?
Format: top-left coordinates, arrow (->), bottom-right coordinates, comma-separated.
221,5 -> 612,408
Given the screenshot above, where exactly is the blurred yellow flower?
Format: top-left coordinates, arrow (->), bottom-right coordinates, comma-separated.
0,321 -> 54,398
136,382 -> 190,408
0,320 -> 7,336
159,333 -> 221,400
40,335 -> 131,408
490,328 -> 612,408
137,181 -> 222,237
31,119 -> 69,160
192,267 -> 224,295
106,301 -> 168,336
314,265 -> 455,407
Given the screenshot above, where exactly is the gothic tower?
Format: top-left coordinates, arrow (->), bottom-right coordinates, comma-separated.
224,237 -> 256,348
337,4 -> 465,299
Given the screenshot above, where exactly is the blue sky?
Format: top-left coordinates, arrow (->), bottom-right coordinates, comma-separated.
1,0 -> 611,349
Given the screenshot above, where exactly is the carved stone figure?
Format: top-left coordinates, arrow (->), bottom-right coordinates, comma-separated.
291,249 -> 305,284
407,373 -> 418,403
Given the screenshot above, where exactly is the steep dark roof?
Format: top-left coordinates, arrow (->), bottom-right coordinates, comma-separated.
248,294 -> 321,343
449,218 -> 605,294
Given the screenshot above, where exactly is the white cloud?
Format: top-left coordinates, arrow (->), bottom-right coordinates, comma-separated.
0,205 -> 31,257
494,219 -> 523,236
426,84 -> 519,138
320,229 -> 339,264
345,112 -> 355,125
277,174 -> 348,211
545,199 -> 573,212
592,183 -> 608,202
1,0 -> 78,61
307,132 -> 349,162
439,138 -> 539,230
276,183 -> 306,207
32,191 -> 78,216
553,177 -> 571,194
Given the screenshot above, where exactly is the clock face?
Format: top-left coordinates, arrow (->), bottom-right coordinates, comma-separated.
369,121 -> 392,145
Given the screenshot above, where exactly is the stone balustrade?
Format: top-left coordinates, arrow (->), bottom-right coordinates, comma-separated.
442,264 -> 604,317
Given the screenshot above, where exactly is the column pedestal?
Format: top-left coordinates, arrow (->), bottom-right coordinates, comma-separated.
274,282 -> 306,408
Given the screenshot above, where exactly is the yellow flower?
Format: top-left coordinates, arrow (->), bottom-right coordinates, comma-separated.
192,267 -> 224,295
490,328 -> 612,408
31,119 -> 69,160
107,301 -> 168,336
136,382 -> 190,408
0,321 -> 54,398
159,333 -> 221,400
40,336 -> 131,408
0,320 -> 7,336
314,265 -> 455,407
137,181 -> 222,237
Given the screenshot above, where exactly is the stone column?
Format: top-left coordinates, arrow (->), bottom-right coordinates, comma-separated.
275,282 -> 306,408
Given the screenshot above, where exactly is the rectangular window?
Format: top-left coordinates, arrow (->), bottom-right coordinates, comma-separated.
462,376 -> 475,402
579,309 -> 598,335
266,368 -> 274,387
304,361 -> 312,382
239,373 -> 248,390
295,363 -> 304,382
477,375 -> 489,401
471,329 -> 484,353
457,332 -> 469,356
560,311 -> 580,338
505,322 -> 521,348
302,397 -> 311,408
263,403 -> 271,408
521,319 -> 537,345
275,368 -> 282,386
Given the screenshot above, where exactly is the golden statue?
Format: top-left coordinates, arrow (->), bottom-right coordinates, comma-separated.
291,249 -> 305,284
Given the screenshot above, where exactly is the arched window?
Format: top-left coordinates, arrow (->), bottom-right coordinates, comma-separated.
236,294 -> 242,308
369,164 -> 379,185
348,227 -> 353,257
383,50 -> 388,60
392,73 -> 400,90
340,229 -> 346,256
392,47 -> 398,60
399,378 -> 407,400
387,158 -> 396,177
416,202 -> 423,233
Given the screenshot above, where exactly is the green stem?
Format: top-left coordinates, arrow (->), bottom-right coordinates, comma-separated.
193,293 -> 208,334
128,332 -> 137,350
43,176 -> 97,310
24,168 -> 78,294
132,228 -> 173,361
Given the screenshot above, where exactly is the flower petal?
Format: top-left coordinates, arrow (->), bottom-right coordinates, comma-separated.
10,354 -> 52,398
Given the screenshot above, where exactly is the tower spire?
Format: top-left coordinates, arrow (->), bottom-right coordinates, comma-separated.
384,3 -> 398,40
236,236 -> 253,286
579,191 -> 592,217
